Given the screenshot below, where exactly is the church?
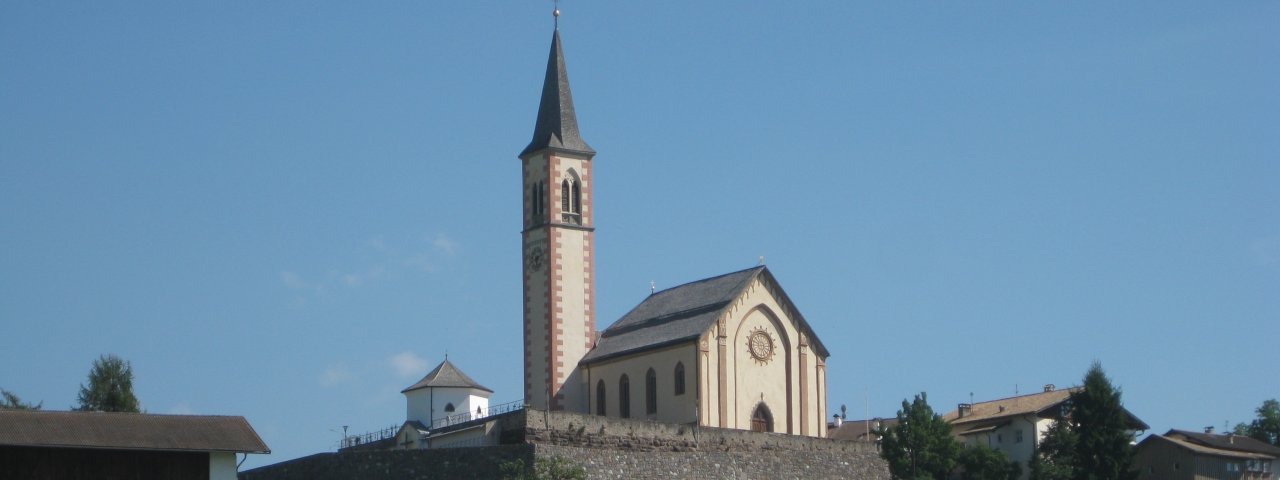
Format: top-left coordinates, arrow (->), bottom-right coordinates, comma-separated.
516,22 -> 832,438
394,20 -> 832,444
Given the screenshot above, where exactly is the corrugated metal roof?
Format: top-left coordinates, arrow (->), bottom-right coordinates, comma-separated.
0,410 -> 269,453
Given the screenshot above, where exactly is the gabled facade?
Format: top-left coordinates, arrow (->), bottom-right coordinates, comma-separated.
1135,429 -> 1280,480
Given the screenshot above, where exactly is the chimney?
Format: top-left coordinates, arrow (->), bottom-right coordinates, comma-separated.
1044,384 -> 1055,392
1205,426 -> 1215,434
958,403 -> 972,418
833,414 -> 843,428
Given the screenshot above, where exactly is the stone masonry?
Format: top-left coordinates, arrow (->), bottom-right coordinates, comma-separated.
239,409 -> 890,479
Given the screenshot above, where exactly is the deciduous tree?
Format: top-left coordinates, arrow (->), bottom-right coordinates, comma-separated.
879,392 -> 960,480
957,444 -> 1021,480
76,354 -> 141,413
1241,399 -> 1280,446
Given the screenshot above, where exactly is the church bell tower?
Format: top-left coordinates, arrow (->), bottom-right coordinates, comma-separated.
520,24 -> 596,411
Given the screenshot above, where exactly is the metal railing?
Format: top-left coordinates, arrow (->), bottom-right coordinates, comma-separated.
340,425 -> 398,450
430,399 -> 524,429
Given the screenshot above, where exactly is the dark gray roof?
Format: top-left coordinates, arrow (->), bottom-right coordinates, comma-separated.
401,359 -> 493,394
519,29 -> 594,158
0,410 -> 269,454
581,266 -> 829,364
1168,429 -> 1280,456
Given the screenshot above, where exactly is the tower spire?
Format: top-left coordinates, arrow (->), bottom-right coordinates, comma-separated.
519,26 -> 594,158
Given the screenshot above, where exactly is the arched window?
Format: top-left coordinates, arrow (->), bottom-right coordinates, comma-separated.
596,380 -> 606,416
751,403 -> 773,433
619,374 -> 631,419
561,179 -> 571,213
444,403 -> 455,413
531,181 -> 544,219
476,406 -> 483,416
571,179 -> 581,214
645,368 -> 658,415
674,362 -> 686,396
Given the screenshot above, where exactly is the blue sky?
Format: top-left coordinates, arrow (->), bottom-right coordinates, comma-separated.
2,1 -> 1276,470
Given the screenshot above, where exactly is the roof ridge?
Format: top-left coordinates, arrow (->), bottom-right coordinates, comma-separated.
968,386 -> 1080,405
650,265 -> 765,297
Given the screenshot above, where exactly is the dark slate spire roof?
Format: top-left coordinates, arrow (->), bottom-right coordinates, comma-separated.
581,266 -> 829,364
401,359 -> 493,394
520,29 -> 595,158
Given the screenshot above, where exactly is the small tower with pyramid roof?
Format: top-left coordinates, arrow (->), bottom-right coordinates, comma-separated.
401,359 -> 493,428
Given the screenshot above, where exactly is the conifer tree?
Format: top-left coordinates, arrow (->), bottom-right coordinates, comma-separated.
879,392 -> 960,479
1068,362 -> 1136,480
1029,415 -> 1076,480
76,354 -> 141,413
1,389 -> 42,410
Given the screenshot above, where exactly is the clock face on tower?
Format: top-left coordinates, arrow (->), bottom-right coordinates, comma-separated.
528,245 -> 545,272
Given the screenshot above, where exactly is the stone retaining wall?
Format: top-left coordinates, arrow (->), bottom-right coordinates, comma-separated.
239,409 -> 890,479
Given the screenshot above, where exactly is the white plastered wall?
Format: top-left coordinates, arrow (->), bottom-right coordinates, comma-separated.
209,452 -> 237,480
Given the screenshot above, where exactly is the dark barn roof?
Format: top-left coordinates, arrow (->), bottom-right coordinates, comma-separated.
582,266 -> 828,364
0,410 -> 269,454
401,359 -> 493,394
1167,429 -> 1280,457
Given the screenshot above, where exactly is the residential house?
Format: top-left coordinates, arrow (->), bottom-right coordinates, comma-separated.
1135,428 -> 1280,480
0,409 -> 269,480
941,384 -> 1148,480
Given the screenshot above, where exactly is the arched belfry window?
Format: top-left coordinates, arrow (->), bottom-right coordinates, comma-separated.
561,179 -> 571,213
596,380 -> 606,416
751,403 -> 773,433
645,368 -> 658,415
674,362 -> 686,396
571,179 -> 581,214
619,375 -> 631,419
444,403 -> 456,413
532,181 -> 546,219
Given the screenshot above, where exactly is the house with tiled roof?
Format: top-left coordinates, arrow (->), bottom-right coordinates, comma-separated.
1135,428 -> 1280,480
0,409 -> 268,480
941,384 -> 1148,480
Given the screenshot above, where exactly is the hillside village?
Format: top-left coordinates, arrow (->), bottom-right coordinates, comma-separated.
2,4 -> 1277,480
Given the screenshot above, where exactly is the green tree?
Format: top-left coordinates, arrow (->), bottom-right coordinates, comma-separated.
957,444 -> 1021,480
1241,399 -> 1280,446
76,354 -> 141,413
879,392 -> 961,480
1068,362 -> 1137,480
1,389 -> 42,410
1029,416 -> 1076,480
499,456 -> 587,480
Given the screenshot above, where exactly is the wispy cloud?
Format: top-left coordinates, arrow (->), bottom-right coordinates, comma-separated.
342,266 -> 386,287
388,351 -> 429,378
432,234 -> 458,255
320,364 -> 353,387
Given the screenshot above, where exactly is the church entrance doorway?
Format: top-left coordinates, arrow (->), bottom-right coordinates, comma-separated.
750,403 -> 773,432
